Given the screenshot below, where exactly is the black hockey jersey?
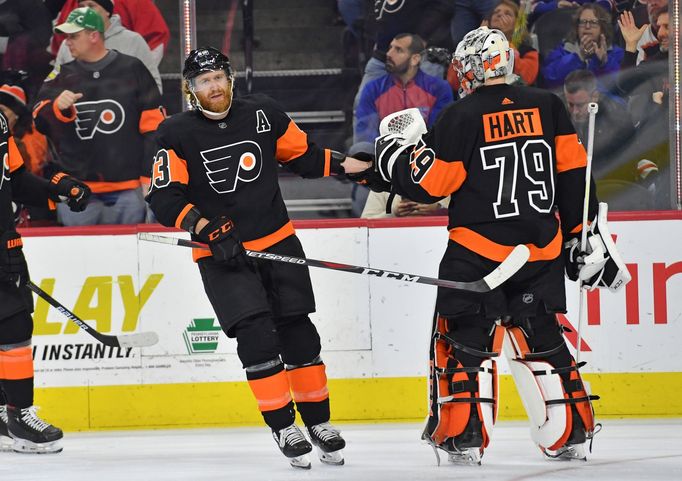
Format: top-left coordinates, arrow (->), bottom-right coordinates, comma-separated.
390,83 -> 598,263
33,50 -> 164,193
146,95 -> 334,259
0,113 -> 53,319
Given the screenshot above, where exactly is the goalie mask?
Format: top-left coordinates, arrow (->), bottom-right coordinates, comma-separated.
452,27 -> 513,95
183,47 -> 235,120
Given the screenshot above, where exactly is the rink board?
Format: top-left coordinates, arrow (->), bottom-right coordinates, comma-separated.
20,213 -> 682,430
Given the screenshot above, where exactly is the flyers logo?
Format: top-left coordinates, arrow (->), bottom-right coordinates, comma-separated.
375,0 -> 406,19
75,100 -> 126,140
0,143 -> 9,192
200,141 -> 263,194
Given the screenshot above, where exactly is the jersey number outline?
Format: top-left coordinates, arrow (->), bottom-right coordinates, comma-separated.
151,149 -> 171,189
480,139 -> 554,219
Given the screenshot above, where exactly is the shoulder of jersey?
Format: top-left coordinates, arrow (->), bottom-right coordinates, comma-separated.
158,110 -> 197,134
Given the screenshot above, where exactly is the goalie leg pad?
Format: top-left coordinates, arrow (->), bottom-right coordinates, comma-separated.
426,314 -> 503,450
503,314 -> 598,452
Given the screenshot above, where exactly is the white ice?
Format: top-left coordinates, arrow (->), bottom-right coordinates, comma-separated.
2,420 -> 681,481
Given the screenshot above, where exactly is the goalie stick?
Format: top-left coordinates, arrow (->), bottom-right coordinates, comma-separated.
26,281 -> 159,348
138,233 -> 530,293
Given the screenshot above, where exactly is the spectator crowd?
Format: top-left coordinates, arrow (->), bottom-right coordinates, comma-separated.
0,0 -> 674,228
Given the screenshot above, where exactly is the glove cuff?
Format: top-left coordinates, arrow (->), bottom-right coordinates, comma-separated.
329,150 -> 346,175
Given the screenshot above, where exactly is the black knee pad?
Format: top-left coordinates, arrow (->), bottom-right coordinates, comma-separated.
0,310 -> 33,346
275,315 -> 321,366
443,314 -> 498,367
233,314 -> 280,369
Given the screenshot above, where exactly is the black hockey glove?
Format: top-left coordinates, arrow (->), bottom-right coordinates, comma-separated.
563,237 -> 586,282
197,216 -> 246,263
49,173 -> 91,212
0,231 -> 27,284
345,152 -> 391,193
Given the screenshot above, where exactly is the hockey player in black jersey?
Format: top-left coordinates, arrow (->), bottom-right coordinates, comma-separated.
0,111 -> 90,453
146,47 -> 369,469
355,27 -> 630,464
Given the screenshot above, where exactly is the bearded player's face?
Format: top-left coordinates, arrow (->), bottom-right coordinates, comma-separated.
193,70 -> 232,113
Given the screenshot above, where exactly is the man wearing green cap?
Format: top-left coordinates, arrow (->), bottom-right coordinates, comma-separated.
33,7 -> 165,227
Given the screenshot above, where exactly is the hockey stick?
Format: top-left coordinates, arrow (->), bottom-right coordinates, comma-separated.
576,102 -> 599,363
26,281 -> 159,348
138,233 -> 530,293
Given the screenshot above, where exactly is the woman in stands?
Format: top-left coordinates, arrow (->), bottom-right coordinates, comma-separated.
540,3 -> 623,91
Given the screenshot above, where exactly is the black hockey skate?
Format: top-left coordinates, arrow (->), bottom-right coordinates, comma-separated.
0,405 -> 12,452
272,423 -> 312,469
422,416 -> 484,466
306,422 -> 345,465
7,405 -> 63,454
542,408 -> 601,462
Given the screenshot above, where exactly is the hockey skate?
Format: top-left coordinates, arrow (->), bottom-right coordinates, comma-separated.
272,423 -> 312,469
542,417 -> 602,462
306,422 -> 345,465
0,405 -> 13,452
6,405 -> 63,454
421,418 -> 484,466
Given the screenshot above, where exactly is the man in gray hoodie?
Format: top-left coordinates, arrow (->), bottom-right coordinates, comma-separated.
53,0 -> 162,93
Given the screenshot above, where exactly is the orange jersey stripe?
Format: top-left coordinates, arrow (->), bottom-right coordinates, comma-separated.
247,370 -> 292,412
7,136 -> 25,172
276,120 -> 308,163
323,149 -> 331,177
416,158 -> 467,197
85,179 -> 141,193
52,102 -> 76,122
174,203 -> 195,229
0,347 -> 34,380
555,133 -> 587,173
154,149 -> 189,186
449,225 -> 562,262
192,221 -> 296,262
287,364 -> 329,403
33,99 -> 51,119
139,107 -> 165,134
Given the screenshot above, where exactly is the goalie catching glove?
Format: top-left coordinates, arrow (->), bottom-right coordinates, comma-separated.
197,215 -> 246,264
49,173 -> 91,212
375,108 -> 428,183
564,203 -> 631,292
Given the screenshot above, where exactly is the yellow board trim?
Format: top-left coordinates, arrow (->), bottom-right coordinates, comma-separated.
34,372 -> 682,431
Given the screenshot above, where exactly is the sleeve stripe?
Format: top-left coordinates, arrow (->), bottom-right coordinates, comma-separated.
174,203 -> 195,229
275,120 -> 308,163
323,149 -> 331,176
139,107 -> 165,134
32,100 -> 51,119
52,102 -> 76,122
416,159 -> 467,197
7,137 -> 25,172
555,133 -> 587,173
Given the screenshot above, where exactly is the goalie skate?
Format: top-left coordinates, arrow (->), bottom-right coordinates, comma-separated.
422,426 -> 483,467
542,442 -> 588,461
307,422 -> 345,465
7,405 -> 63,454
272,423 -> 312,469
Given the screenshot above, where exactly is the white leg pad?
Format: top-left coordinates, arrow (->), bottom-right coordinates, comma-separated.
478,359 -> 497,439
503,335 -> 568,449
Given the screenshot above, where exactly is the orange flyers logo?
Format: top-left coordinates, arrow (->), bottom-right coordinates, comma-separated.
75,100 -> 126,140
483,108 -> 543,142
200,141 -> 263,194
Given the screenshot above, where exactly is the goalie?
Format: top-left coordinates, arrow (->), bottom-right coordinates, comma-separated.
350,27 -> 630,464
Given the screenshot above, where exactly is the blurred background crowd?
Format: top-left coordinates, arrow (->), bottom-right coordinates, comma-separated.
1,0 -> 675,226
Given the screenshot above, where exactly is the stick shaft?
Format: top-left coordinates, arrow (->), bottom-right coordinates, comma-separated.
139,233 -> 529,293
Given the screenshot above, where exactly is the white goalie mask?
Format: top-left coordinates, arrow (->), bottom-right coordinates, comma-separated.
452,26 -> 514,96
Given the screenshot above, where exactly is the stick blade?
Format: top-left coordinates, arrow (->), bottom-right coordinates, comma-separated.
482,244 -> 530,290
117,331 -> 159,348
